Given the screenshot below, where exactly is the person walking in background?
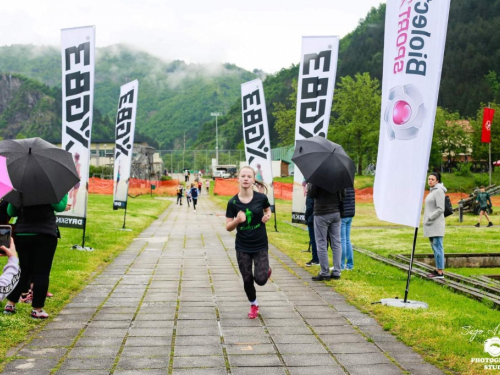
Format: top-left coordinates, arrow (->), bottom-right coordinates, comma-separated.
198,180 -> 202,195
309,184 -> 343,281
184,169 -> 189,183
0,239 -> 20,301
186,187 -> 191,208
226,166 -> 272,319
424,172 -> 447,279
190,183 -> 198,212
4,195 -> 70,318
304,184 -> 319,267
205,180 -> 210,193
176,184 -> 184,205
475,186 -> 493,227
340,187 -> 356,270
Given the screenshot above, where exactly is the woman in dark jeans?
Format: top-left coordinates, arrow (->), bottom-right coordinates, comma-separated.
3,195 -> 69,319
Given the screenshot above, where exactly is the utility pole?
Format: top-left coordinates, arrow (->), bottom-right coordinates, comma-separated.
183,132 -> 185,171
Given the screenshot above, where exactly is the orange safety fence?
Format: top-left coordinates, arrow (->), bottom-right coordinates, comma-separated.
212,180 -> 500,205
273,181 -> 293,200
214,179 -> 293,200
88,177 -> 180,196
214,178 -> 239,197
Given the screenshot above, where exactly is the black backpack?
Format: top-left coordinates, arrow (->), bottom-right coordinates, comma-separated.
444,195 -> 453,217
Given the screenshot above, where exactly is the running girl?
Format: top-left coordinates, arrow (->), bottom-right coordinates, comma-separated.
189,183 -> 198,212
225,166 -> 272,319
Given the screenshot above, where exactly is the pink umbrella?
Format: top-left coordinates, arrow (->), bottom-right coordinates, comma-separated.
493,160 -> 500,166
0,155 -> 14,199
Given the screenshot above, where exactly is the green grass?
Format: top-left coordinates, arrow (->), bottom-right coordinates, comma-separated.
0,194 -> 170,368
212,194 -> 500,374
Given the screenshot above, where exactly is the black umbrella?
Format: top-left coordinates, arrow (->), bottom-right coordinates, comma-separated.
292,136 -> 355,193
0,137 -> 80,207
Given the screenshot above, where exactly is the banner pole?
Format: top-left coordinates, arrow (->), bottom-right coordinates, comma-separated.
273,208 -> 278,232
81,221 -> 86,248
489,142 -> 492,187
489,103 -> 492,187
403,227 -> 419,303
122,205 -> 127,229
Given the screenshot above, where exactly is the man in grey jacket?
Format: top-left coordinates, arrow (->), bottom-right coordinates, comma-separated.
1,239 -> 20,301
423,173 -> 446,279
309,184 -> 343,281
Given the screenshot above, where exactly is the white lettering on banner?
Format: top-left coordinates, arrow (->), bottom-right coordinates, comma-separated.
63,42 -> 91,152
297,49 -> 332,139
56,217 -> 84,226
242,88 -> 269,164
115,89 -> 135,159
393,1 -> 432,76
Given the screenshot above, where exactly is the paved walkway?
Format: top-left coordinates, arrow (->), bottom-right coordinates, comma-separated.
2,197 -> 443,375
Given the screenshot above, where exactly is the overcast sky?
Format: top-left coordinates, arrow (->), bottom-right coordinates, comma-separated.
0,0 -> 385,73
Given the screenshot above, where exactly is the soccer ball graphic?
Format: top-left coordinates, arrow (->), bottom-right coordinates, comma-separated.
384,84 -> 425,141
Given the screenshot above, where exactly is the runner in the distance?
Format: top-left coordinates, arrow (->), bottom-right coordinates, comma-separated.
226,166 -> 272,319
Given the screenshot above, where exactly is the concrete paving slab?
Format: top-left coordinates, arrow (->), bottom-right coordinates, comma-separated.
228,354 -> 282,367
344,363 -> 404,375
172,356 -> 226,368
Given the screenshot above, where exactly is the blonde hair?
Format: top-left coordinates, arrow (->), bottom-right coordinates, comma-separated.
239,166 -> 268,194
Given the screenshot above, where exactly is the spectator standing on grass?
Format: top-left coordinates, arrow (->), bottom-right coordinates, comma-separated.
304,184 -> 319,267
423,172 -> 446,279
4,195 -> 70,319
475,186 -> 493,227
341,187 -> 356,270
206,180 -> 210,193
0,239 -> 20,301
190,183 -> 199,212
226,166 -> 272,319
309,184 -> 343,281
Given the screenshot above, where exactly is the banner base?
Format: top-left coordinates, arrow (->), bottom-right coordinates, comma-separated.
71,245 -> 94,252
380,298 -> 428,309
117,228 -> 133,232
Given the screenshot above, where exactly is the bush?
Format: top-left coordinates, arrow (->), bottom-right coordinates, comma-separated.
160,176 -> 172,181
474,173 -> 490,187
455,163 -> 472,177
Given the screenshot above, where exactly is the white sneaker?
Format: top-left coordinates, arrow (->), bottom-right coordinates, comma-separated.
194,210 -> 196,212
31,309 -> 49,319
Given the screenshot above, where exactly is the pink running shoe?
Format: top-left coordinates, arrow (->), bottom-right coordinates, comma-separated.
46,292 -> 53,298
31,309 -> 49,319
268,267 -> 272,280
19,291 -> 33,304
248,305 -> 259,319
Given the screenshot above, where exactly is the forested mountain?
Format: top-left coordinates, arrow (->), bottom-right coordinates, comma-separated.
1,0 -> 499,151
206,0 -> 500,151
0,44 -> 257,148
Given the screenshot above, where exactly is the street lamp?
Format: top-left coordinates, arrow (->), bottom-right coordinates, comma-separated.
211,112 -> 222,165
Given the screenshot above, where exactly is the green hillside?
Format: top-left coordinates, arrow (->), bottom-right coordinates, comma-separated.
0,44 -> 257,148
1,1 -> 500,151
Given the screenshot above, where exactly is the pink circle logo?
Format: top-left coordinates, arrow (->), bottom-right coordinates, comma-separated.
393,100 -> 412,125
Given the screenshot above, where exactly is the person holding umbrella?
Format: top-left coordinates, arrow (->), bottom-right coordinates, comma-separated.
0,138 -> 78,319
291,136 -> 356,281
